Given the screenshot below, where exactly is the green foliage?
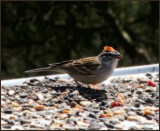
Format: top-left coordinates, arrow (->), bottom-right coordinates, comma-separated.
2,1 -> 159,79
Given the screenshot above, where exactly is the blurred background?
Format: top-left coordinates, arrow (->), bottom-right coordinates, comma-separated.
2,1 -> 159,80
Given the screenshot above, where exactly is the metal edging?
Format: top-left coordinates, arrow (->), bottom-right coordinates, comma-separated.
1,64 -> 159,87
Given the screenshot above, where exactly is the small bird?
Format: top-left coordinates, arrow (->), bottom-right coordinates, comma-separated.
24,46 -> 122,85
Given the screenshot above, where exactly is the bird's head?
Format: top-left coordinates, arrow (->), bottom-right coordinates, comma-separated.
99,46 -> 123,62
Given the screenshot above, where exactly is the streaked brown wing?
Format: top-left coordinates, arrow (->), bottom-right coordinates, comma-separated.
72,57 -> 101,75
49,60 -> 73,67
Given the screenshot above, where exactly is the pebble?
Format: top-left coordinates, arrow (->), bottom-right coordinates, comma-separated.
37,93 -> 44,101
139,78 -> 148,83
79,101 -> 92,106
119,93 -> 125,100
123,78 -> 131,83
20,93 -> 28,98
145,97 -> 154,103
1,73 -> 159,130
133,100 -> 139,106
34,105 -> 45,111
11,102 -> 20,107
114,124 -> 123,129
143,109 -> 153,115
138,84 -> 144,88
100,106 -> 106,110
128,116 -> 137,121
4,109 -> 12,114
1,120 -> 8,125
105,122 -> 115,129
136,99 -> 146,104
113,109 -> 122,116
8,90 -> 15,96
70,90 -> 79,96
88,123 -> 100,130
89,113 -> 97,119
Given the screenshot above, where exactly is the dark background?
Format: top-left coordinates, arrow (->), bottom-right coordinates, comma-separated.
2,1 -> 159,80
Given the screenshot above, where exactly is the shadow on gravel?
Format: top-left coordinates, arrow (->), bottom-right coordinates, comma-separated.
50,85 -> 108,102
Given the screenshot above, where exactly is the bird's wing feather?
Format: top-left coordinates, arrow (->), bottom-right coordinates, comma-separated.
72,57 -> 101,75
49,60 -> 73,67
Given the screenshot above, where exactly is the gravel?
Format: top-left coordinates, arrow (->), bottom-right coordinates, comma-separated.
1,73 -> 159,130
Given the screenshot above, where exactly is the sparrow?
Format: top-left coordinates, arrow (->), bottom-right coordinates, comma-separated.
24,46 -> 123,85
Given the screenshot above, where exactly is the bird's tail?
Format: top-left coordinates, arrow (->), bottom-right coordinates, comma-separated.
24,66 -> 53,73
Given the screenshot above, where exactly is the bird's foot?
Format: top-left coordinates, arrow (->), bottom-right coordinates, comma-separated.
88,84 -> 99,90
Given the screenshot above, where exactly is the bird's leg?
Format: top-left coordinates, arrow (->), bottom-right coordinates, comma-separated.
74,79 -> 99,90
88,84 -> 99,90
74,79 -> 83,88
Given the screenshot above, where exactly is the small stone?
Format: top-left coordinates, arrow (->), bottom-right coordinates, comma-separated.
119,93 -> 125,100
144,109 -> 153,115
70,101 -> 77,107
123,78 -> 131,82
139,84 -> 144,88
101,100 -> 108,106
145,97 -> 154,103
8,90 -> 15,96
130,74 -> 134,79
1,120 -> 8,125
41,89 -> 48,93
37,93 -> 44,101
154,79 -> 159,82
77,120 -> 90,127
80,101 -> 92,106
100,106 -> 106,110
104,113 -> 112,117
136,99 -> 146,104
4,109 -> 12,114
34,105 -> 45,111
128,116 -> 137,121
99,118 -> 106,122
51,91 -> 60,96
89,113 -> 97,119
145,88 -> 153,92
146,72 -> 153,77
20,93 -> 28,98
3,124 -> 12,129
114,124 -> 123,129
49,124 -> 61,130
61,92 -> 68,96
11,102 -> 20,107
136,89 -> 143,94
20,119 -> 32,124
62,109 -> 70,113
146,106 -> 158,111
13,106 -> 22,111
68,113 -> 74,118
105,123 -> 114,129
139,78 -> 148,83
134,102 -> 140,108
60,114 -> 68,119
113,110 -> 122,116
146,115 -> 153,120
70,90 -> 79,97
67,119 -> 75,125
75,105 -> 83,109
88,123 -> 100,130
58,78 -> 68,82
136,111 -> 144,116
58,103 -> 65,109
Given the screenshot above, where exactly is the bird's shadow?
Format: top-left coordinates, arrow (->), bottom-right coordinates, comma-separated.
51,84 -> 108,102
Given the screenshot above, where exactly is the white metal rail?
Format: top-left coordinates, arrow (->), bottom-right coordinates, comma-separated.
1,64 -> 159,87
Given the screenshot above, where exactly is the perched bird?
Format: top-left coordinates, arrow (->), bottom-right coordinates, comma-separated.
24,46 -> 122,85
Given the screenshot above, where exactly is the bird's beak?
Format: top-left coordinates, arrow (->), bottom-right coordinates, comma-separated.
115,52 -> 123,59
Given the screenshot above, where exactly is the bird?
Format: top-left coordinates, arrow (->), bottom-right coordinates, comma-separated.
24,46 -> 123,87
